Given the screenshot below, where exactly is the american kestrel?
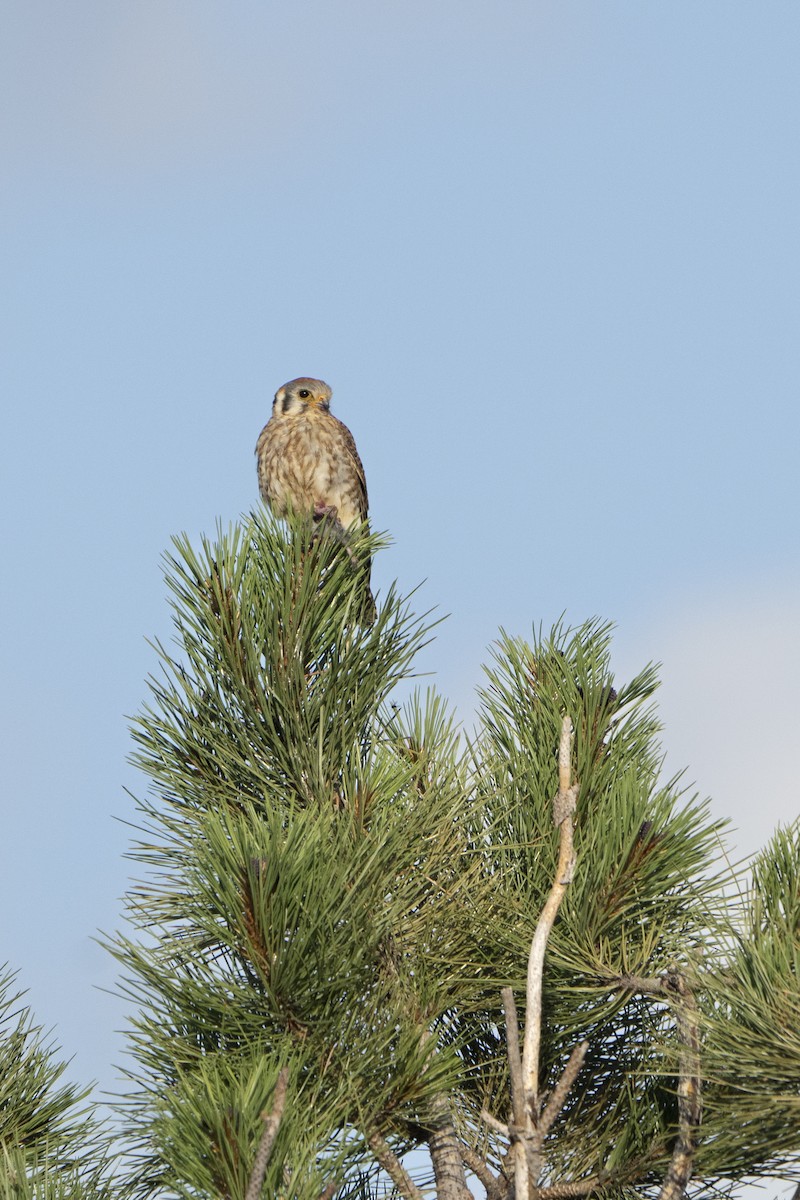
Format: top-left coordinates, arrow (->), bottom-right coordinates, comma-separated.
256,377 -> 373,615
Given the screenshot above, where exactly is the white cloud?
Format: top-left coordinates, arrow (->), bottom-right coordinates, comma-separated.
1,5 -> 332,177
1,0 -> 578,182
617,577 -> 800,859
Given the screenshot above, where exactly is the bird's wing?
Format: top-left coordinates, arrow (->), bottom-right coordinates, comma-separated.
338,419 -> 369,519
255,421 -> 273,500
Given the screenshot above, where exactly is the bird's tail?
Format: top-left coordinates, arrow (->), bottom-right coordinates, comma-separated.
359,557 -> 376,625
310,512 -> 375,625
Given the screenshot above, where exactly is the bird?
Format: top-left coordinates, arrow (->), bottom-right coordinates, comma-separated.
255,377 -> 374,617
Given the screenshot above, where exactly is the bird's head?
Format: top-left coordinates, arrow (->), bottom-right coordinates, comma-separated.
273,377 -> 332,417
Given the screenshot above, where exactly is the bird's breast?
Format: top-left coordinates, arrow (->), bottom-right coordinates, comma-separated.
258,413 -> 362,526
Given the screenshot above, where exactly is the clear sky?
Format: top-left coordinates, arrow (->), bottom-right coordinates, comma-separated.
1,1 -> 798,1105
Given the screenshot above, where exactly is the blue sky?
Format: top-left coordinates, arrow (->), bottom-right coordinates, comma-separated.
1,1 -> 798,1102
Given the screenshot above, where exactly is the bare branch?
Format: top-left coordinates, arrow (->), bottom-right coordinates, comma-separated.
493,717 -> 582,1200
245,1066 -> 289,1200
502,987 -> 525,1124
537,1041 -> 589,1142
657,971 -> 701,1200
501,985 -> 531,1197
460,1144 -> 508,1200
522,715 -> 578,1111
481,1108 -> 510,1138
557,715 -> 573,797
368,1131 -> 425,1200
603,969 -> 704,1200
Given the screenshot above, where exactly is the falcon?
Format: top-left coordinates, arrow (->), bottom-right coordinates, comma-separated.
256,377 -> 373,615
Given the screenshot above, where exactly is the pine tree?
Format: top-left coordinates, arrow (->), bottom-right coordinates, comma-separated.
7,513 -> 797,1199
101,512 -> 799,1200
0,967 -> 118,1200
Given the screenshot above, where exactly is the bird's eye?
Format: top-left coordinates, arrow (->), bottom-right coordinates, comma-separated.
298,389 -> 310,399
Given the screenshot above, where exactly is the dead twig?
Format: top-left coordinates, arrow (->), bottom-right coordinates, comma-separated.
244,1066 -> 289,1200
502,987 -> 525,1129
497,716 -> 585,1200
501,984 -> 533,1197
481,1108 -> 510,1138
537,1041 -> 589,1142
521,716 -> 579,1109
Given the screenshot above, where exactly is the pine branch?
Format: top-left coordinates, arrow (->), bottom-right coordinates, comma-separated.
613,973 -> 670,996
244,1067 -> 289,1200
428,1092 -> 474,1200
612,969 -> 702,1200
658,971 -> 701,1200
460,1145 -> 508,1200
537,1178 -> 603,1199
367,1131 -> 425,1200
